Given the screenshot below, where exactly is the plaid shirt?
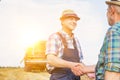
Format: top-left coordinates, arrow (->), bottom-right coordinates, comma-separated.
96,22 -> 120,80
46,30 -> 83,71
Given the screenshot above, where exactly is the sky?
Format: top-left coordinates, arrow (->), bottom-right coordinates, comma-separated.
0,0 -> 109,67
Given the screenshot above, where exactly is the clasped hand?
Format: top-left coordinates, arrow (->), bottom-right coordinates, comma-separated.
71,63 -> 86,76
71,63 -> 95,79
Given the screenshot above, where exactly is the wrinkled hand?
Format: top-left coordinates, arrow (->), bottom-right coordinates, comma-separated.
71,63 -> 86,76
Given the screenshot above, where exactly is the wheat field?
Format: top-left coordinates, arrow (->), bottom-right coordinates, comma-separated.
0,67 -> 94,80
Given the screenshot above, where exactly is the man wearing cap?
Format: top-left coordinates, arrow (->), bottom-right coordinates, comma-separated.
95,0 -> 120,80
46,9 -> 95,80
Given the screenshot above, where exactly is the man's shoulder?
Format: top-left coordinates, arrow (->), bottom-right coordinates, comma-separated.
48,32 -> 61,40
107,25 -> 120,34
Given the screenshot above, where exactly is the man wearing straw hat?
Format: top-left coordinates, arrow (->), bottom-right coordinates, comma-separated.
96,0 -> 120,80
46,9 -> 95,80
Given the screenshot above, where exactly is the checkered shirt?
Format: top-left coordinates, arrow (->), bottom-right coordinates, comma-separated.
45,30 -> 83,71
96,22 -> 120,80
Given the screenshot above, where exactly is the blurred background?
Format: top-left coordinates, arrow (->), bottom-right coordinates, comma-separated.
0,0 -> 108,67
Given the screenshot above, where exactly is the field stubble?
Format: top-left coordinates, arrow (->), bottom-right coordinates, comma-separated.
0,67 -> 94,80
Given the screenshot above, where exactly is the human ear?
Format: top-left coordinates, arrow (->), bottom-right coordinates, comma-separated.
110,6 -> 116,15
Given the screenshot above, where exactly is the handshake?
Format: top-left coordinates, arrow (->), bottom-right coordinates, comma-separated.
70,62 -> 95,79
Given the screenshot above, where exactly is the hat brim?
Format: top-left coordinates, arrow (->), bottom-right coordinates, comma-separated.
60,15 -> 80,21
106,1 -> 120,6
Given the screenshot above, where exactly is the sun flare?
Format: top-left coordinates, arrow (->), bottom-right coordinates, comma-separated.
20,29 -> 46,49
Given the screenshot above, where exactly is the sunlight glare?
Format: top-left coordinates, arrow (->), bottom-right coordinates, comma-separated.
21,30 -> 41,49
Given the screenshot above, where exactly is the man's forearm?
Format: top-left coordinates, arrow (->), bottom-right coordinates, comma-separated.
85,65 -> 95,73
47,54 -> 85,75
105,71 -> 120,80
47,54 -> 79,68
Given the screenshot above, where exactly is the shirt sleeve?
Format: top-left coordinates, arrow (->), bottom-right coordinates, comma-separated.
105,30 -> 120,72
45,33 -> 60,56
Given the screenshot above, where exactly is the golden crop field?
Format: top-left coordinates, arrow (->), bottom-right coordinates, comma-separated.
0,67 -> 94,80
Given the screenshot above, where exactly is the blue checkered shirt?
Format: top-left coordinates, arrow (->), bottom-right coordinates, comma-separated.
96,22 -> 120,80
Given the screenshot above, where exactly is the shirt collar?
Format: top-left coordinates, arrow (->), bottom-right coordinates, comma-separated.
59,29 -> 74,38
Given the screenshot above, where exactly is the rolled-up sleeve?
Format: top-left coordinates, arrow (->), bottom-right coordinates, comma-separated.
105,30 -> 120,72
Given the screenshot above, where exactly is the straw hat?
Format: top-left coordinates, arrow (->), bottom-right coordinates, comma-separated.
106,0 -> 120,6
60,9 -> 80,21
